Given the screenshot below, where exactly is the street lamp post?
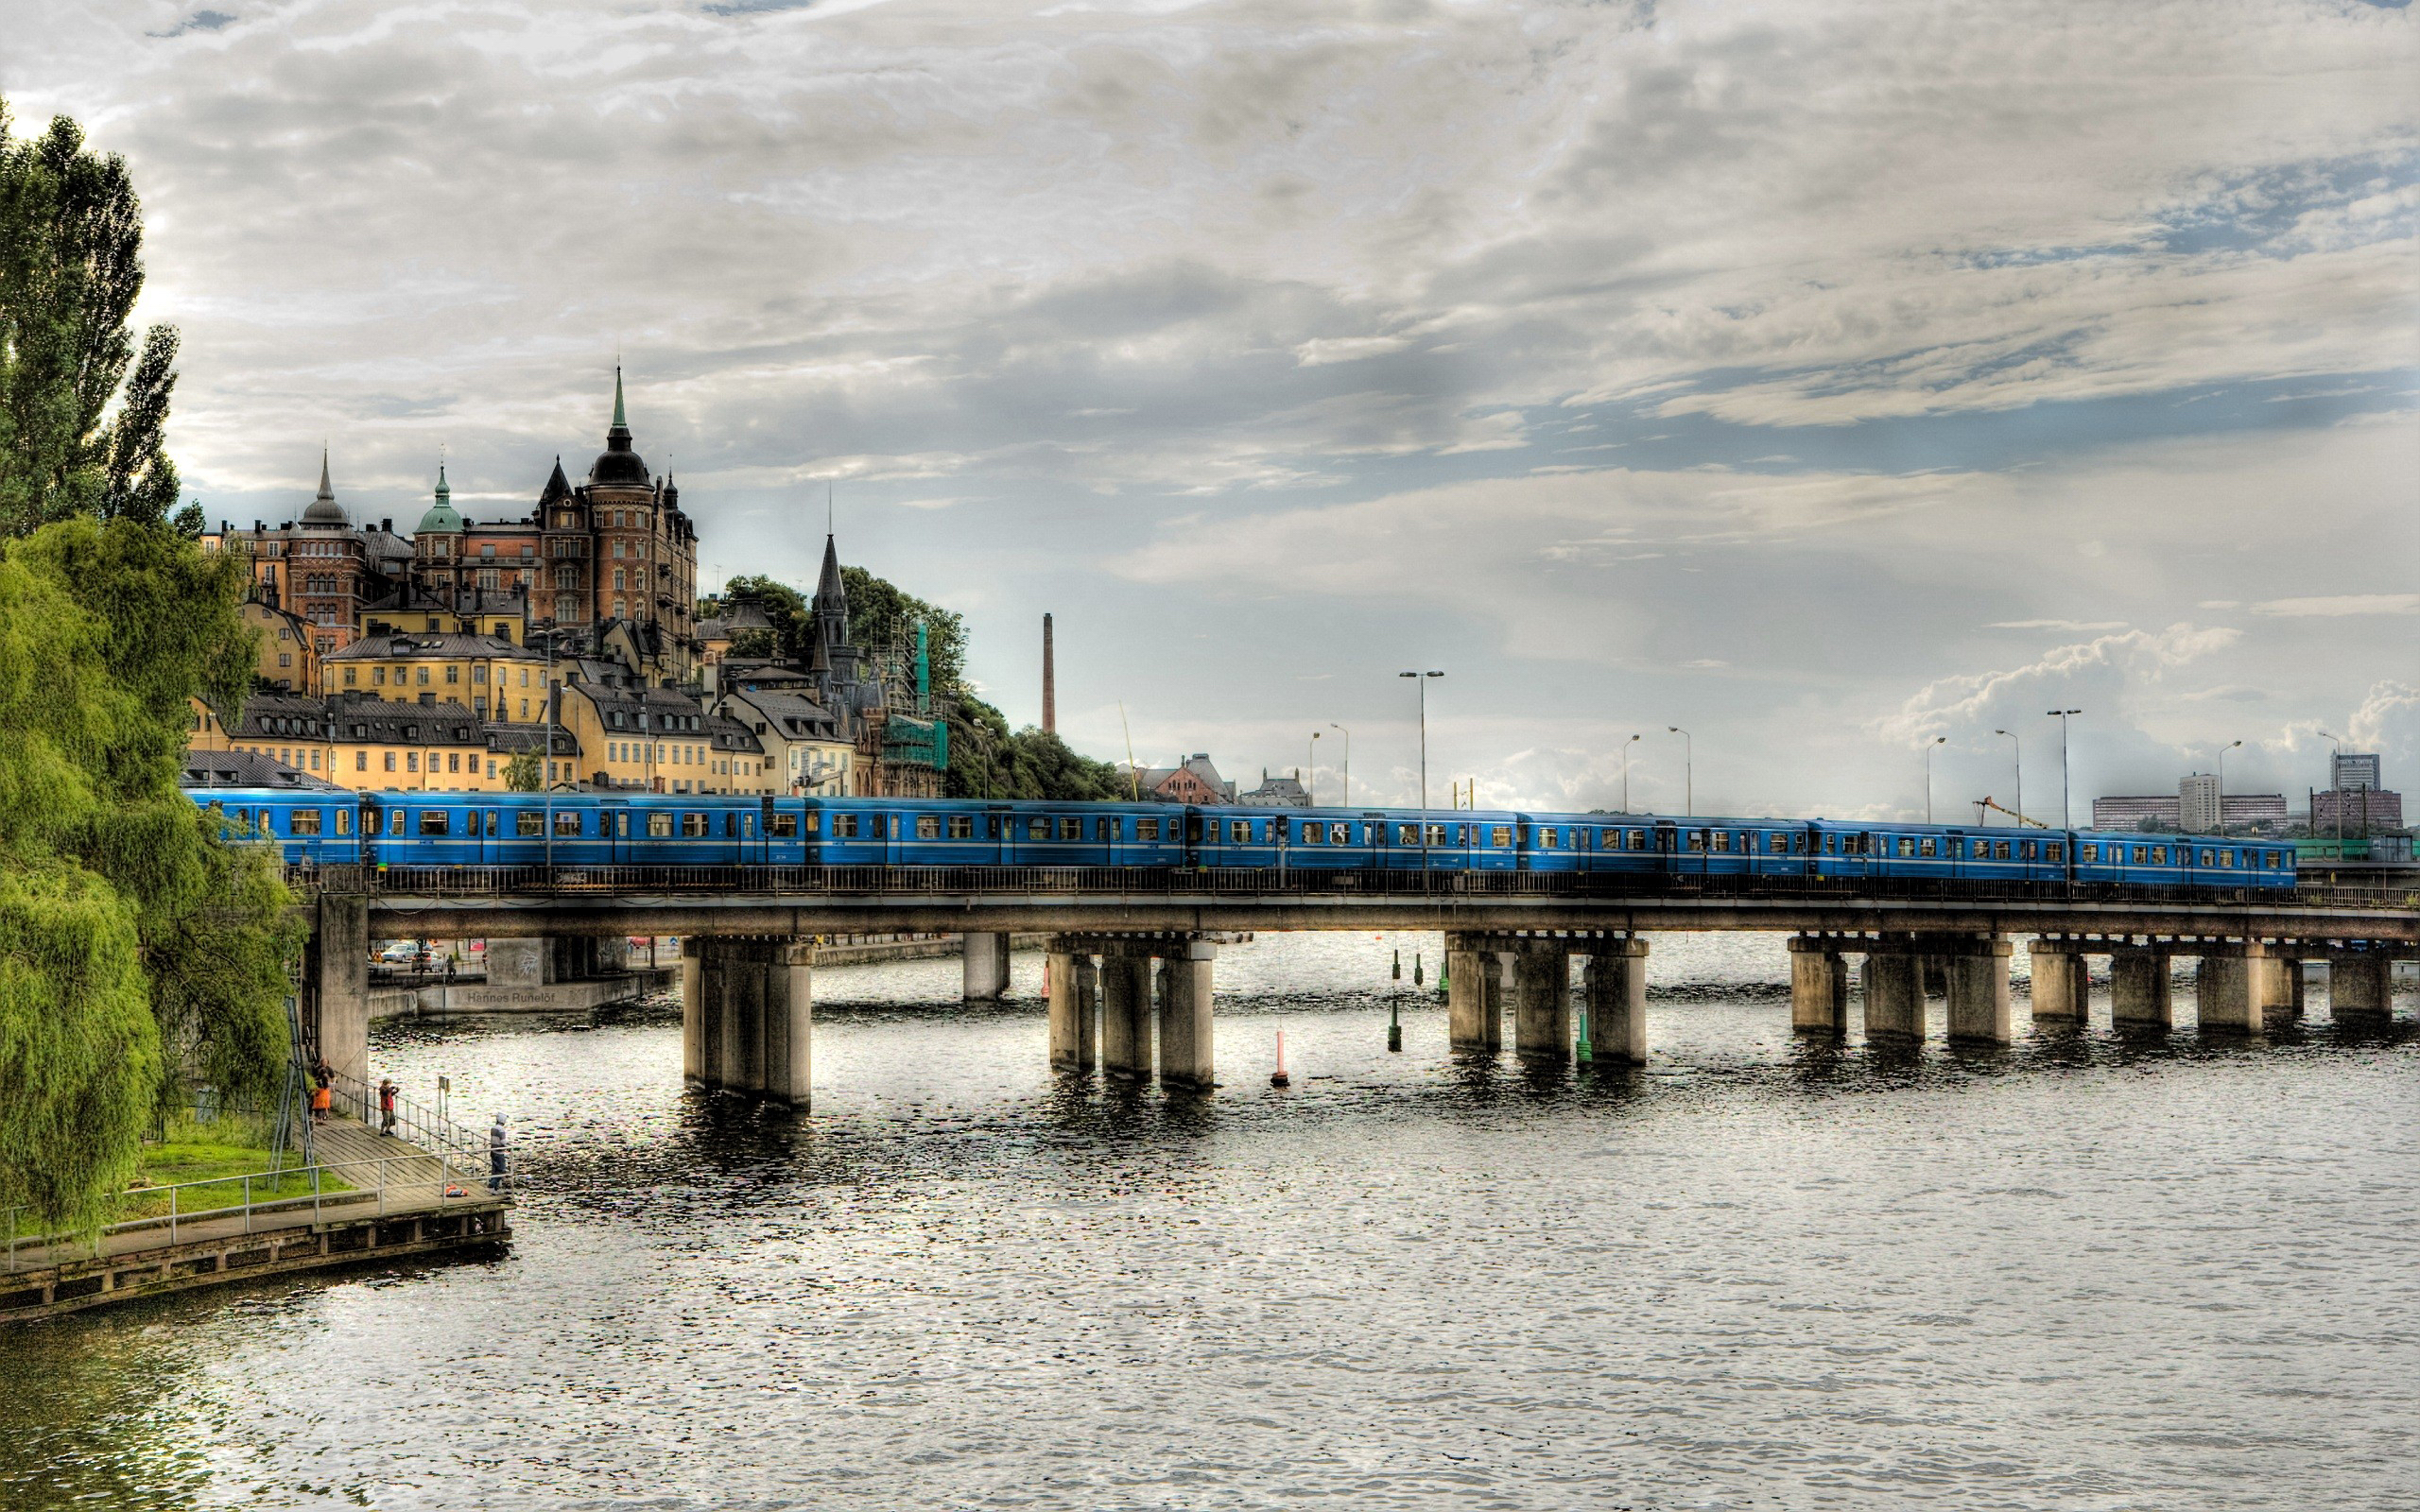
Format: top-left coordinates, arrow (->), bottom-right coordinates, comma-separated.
1924,735 -> 1946,824
1667,727 -> 1691,816
1308,730 -> 1320,808
1330,723 -> 1350,809
1620,733 -> 1641,813
2215,738 -> 2242,833
2048,708 -> 2082,830
1992,729 -> 2020,828
1399,671 -> 1443,870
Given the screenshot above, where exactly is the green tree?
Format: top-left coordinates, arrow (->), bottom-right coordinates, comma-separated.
841,565 -> 966,696
721,575 -> 809,664
0,100 -> 299,1228
503,749 -> 542,791
0,100 -> 184,536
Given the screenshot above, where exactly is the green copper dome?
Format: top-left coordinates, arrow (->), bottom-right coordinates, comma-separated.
416,461 -> 464,534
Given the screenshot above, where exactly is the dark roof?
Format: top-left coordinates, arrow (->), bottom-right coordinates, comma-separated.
181,750 -> 343,791
706,714 -> 765,754
588,369 -> 651,486
328,696 -> 488,746
539,456 -> 573,507
484,724 -> 580,756
327,630 -> 541,662
229,693 -> 334,741
564,678 -> 709,732
724,687 -> 842,741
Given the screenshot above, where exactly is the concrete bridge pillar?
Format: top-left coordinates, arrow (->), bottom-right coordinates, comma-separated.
1861,946 -> 1924,1040
1444,931 -> 1503,1053
1788,936 -> 1849,1033
1583,937 -> 1650,1064
304,892 -> 370,1087
484,936 -> 552,987
1046,942 -> 1098,1070
2194,941 -> 2284,1034
1512,943 -> 1572,1061
2026,938 -> 2090,1022
1098,944 -> 1154,1081
2326,948 -> 2393,1021
2110,944 -> 2173,1026
1944,937 -> 2014,1044
963,932 -> 1011,1003
1154,938 -> 1217,1089
684,938 -> 813,1108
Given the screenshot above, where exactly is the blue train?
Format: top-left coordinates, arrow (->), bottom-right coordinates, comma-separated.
187,788 -> 2300,894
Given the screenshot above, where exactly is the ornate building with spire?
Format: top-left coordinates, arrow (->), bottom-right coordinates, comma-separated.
202,370 -> 701,683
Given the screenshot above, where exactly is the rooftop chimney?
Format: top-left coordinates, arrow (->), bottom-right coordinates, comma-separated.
1042,612 -> 1056,735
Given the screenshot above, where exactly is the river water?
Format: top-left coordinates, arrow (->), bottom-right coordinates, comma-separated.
4,932 -> 2415,1511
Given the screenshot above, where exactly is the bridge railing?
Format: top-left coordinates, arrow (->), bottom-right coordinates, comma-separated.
285,862 -> 2417,913
319,1067 -> 502,1173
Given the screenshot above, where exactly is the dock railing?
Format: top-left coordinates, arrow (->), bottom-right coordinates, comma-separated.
3,1149 -> 510,1274
319,1067 -> 498,1171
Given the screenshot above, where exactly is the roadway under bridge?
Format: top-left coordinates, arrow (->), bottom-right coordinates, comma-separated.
300,869 -> 2420,1110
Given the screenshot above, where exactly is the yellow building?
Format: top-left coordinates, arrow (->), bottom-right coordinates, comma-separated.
188,694 -> 581,792
244,599 -> 323,696
556,672 -> 770,794
325,630 -> 550,725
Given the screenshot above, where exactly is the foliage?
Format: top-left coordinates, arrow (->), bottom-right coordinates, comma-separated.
841,565 -> 966,695
945,694 -> 1129,801
503,749 -> 542,791
0,99 -> 297,1228
721,575 -> 809,664
0,99 -> 184,536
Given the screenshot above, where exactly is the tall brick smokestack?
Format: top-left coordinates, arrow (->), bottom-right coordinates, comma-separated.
1042,613 -> 1056,734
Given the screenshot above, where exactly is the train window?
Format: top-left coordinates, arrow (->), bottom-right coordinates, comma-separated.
770,814 -> 798,838
947,816 -> 974,840
1489,825 -> 1512,848
648,813 -> 673,837
419,811 -> 448,835
916,816 -> 942,840
389,809 -> 406,836
1628,830 -> 1646,850
1300,822 -> 1323,845
2016,841 -> 2033,860
291,809 -> 322,835
1769,833 -> 1787,853
1223,820 -> 1245,844
335,809 -> 352,836
834,814 -> 860,839
1713,832 -> 1732,853
1396,824 -> 1417,845
1990,840 -> 2008,860
1918,837 -> 1936,857
804,812 -> 822,834
2132,845 -> 2148,864
1327,822 -> 1348,845
1027,818 -> 1046,840
869,816 -> 889,839
1537,826 -> 1557,849
2218,850 -> 2234,868
2198,848 -> 2215,866
683,814 -> 708,838
554,812 -> 580,836
1134,817 -> 1159,841
516,812 -> 542,836
1686,831 -> 1705,851
1056,817 -> 1080,841
2045,842 -> 2064,862
1417,824 -> 1443,847
1889,837 -> 1909,857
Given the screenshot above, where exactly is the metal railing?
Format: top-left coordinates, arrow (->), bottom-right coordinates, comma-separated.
287,861 -> 2419,914
318,1067 -> 496,1170
4,1150 -> 510,1274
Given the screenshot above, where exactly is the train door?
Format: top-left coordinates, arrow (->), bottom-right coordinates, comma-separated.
599,799 -> 631,864
1184,811 -> 1206,868
1654,821 -> 1681,879
477,804 -> 502,866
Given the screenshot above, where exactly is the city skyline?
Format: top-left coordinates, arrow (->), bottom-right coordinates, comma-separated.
6,0 -> 2414,818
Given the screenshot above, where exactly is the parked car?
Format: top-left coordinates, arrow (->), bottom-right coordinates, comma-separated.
377,941 -> 424,966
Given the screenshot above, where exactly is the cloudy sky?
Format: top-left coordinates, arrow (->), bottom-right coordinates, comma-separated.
9,0 -> 2417,818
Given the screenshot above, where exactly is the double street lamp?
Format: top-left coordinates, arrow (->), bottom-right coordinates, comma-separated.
2048,708 -> 2082,830
2214,738 -> 2242,833
1667,726 -> 1691,816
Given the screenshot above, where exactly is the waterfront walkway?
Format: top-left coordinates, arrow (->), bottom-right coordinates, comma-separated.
2,1112 -> 512,1322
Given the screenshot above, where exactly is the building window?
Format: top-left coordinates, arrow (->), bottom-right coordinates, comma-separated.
406,752 -> 418,772
446,665 -> 459,683
356,751 -> 368,770
384,751 -> 396,771
372,667 -> 386,686
416,667 -> 430,685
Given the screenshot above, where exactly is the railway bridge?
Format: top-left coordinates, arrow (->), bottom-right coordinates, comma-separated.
302,867 -> 2420,1109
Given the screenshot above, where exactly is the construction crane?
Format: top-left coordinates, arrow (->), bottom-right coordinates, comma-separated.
1969,796 -> 2049,829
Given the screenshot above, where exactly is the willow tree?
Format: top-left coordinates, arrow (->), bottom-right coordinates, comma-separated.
0,98 -> 296,1228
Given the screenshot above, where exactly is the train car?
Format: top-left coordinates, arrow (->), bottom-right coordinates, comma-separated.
190,787 -> 365,867
1569,816 -> 1662,879
1193,808 -> 1289,868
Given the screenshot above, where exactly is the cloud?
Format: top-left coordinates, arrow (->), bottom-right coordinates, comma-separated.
2250,593 -> 2420,616
1985,619 -> 2129,631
